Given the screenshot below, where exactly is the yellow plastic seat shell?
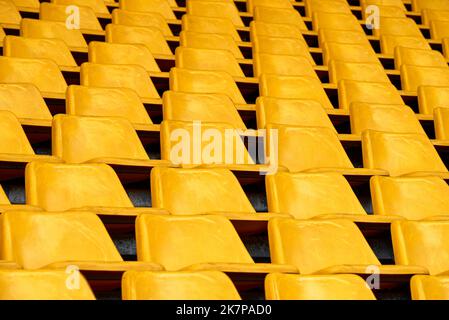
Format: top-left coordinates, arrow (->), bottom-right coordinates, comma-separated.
349,103 -> 425,135
431,20 -> 449,41
3,35 -> 77,68
88,41 -> 161,73
0,57 -> 67,95
265,273 -> 376,300
175,47 -> 244,78
112,9 -> 172,36
253,6 -> 307,31
329,60 -> 390,84
136,214 -> 297,274
122,270 -> 241,300
25,161 -> 166,215
421,9 -> 449,26
0,269 -> 95,300
305,0 -> 352,17
66,85 -> 152,125
162,91 -> 246,129
256,96 -> 335,130
105,24 -> 172,57
0,210 -> 163,272
394,46 -> 448,69
0,0 -> 21,26
169,68 -> 246,104
187,0 -> 243,27
411,275 -> 449,300
253,53 -> 318,78
361,4 -> 406,18
373,17 -> 424,38
392,220 -> 449,275
361,0 -> 406,10
259,74 -> 333,109
80,62 -> 160,100
179,31 -> 243,59
182,15 -> 241,42
434,107 -> 449,140
246,0 -> 293,14
380,35 -> 432,55
401,65 -> 449,92
418,86 -> 449,115
412,0 -> 449,11
361,130 -> 448,177
20,19 -> 87,49
371,175 -> 449,220
12,0 -> 41,9
250,21 -> 304,41
312,12 -> 363,32
52,0 -> 109,15
269,218 -> 427,275
40,3 -> 103,31
322,42 -> 380,66
253,36 -> 315,65
119,0 -> 176,20
318,29 -> 371,48
338,80 -> 404,110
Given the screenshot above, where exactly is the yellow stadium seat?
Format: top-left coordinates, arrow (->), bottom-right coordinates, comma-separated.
265,273 -> 376,300
162,91 -> 246,129
253,36 -> 315,65
0,84 -> 52,121
421,9 -> 449,26
51,0 -> 109,15
259,74 -> 333,108
136,214 -> 297,275
265,171 -> 399,223
412,0 -> 449,11
253,53 -> 317,78
256,96 -> 335,129
175,47 -> 244,78
392,220 -> 449,275
122,270 -> 241,300
20,19 -> 87,49
179,31 -> 243,59
169,68 -> 246,104
328,60 -> 390,84
111,9 -> 172,36
418,86 -> 449,114
361,4 -> 406,18
361,130 -> 448,177
0,210 -> 163,272
0,57 -> 67,95
0,0 -> 21,26
182,15 -> 241,42
119,0 -> 176,20
394,47 -> 448,69
246,0 -> 293,14
322,42 -> 380,66
52,114 -> 159,165
350,103 -> 425,135
40,3 -> 103,31
105,24 -> 172,57
374,17 -> 424,38
88,41 -> 160,73
380,35 -> 432,55
411,275 -> 449,300
3,36 -> 77,68
0,270 -> 95,300
401,65 -> 449,92
25,161 -> 167,215
66,85 -> 152,125
160,120 -> 255,166
371,175 -> 449,220
361,0 -> 406,10
187,1 -> 243,27
318,29 -> 372,48
269,218 -> 426,275
434,107 -> 449,140
266,124 -> 353,172
11,0 -> 39,9
253,6 -> 307,31
250,21 -> 304,40
305,0 -> 352,17
80,62 -> 160,100
338,80 -> 405,110
430,20 -> 449,41
312,12 -> 363,32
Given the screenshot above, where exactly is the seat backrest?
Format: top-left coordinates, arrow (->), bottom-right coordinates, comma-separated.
111,9 -> 172,36
179,31 -> 243,59
80,62 -> 160,99
322,42 -> 379,66
0,110 -> 35,155
253,53 -> 317,78
401,65 -> 449,92
394,46 -> 448,69
318,29 -> 371,48
250,21 -> 304,40
266,171 -> 366,219
0,56 -> 67,95
25,161 -> 134,211
268,218 -> 380,274
434,107 -> 449,140
181,15 -> 241,42
329,60 -> 390,84
254,6 -> 307,30
411,276 -> 449,300
40,2 -> 102,31
418,86 -> 449,115
136,214 -> 254,270
374,17 -> 423,37
151,167 -> 255,215
380,34 -> 431,55
0,0 -> 21,25
162,91 -> 246,129
246,0 -> 293,14
52,0 -> 109,14
187,0 -> 243,26
122,270 -> 241,300
66,85 -> 152,125
119,0 -> 176,19
312,12 -> 363,32
361,130 -> 448,176
305,0 -> 351,17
